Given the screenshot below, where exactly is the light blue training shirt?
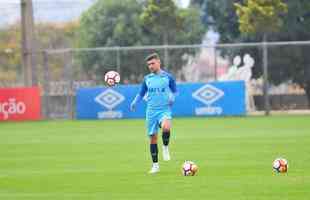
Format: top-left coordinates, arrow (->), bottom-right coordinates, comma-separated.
138,70 -> 177,111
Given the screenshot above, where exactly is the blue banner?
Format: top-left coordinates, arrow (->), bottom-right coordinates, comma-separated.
76,81 -> 245,119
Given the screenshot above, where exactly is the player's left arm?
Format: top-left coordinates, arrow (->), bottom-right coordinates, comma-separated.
168,74 -> 177,105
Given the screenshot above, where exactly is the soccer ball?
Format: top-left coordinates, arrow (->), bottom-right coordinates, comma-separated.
104,71 -> 120,86
182,161 -> 198,176
272,158 -> 288,173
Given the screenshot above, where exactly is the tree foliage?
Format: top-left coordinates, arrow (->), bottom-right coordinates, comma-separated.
192,0 -> 310,106
234,0 -> 287,37
140,0 -> 182,44
78,0 -> 206,83
267,1 -> 310,105
0,24 -> 21,86
0,21 -> 78,85
78,0 -> 147,83
190,0 -> 243,43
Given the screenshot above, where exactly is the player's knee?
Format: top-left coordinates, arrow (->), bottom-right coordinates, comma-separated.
162,123 -> 170,132
150,135 -> 157,144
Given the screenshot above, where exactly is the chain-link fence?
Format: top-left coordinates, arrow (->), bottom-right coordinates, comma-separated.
1,41 -> 310,119
35,41 -> 310,119
1,1 -> 309,119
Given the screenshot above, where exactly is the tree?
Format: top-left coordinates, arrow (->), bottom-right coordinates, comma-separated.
193,0 -> 310,108
78,0 -> 206,83
234,0 -> 287,40
78,0 -> 147,83
235,0 -> 287,113
190,0 -> 243,43
0,24 -> 21,86
141,0 -> 206,77
35,21 -> 79,81
0,21 -> 78,86
140,0 -> 182,43
140,0 -> 182,67
266,1 -> 310,107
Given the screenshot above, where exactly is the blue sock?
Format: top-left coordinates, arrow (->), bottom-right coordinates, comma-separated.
162,131 -> 170,146
150,144 -> 158,163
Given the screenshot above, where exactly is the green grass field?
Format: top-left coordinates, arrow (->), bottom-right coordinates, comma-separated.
1,115 -> 310,200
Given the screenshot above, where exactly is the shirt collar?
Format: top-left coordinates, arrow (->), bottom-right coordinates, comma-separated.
151,69 -> 165,76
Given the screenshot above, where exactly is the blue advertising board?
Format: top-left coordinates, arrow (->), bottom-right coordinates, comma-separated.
76,81 -> 245,119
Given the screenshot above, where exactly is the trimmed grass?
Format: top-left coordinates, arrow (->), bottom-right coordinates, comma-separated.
0,115 -> 309,199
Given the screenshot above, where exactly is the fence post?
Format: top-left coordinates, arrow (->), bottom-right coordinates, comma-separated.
262,36 -> 270,115
116,46 -> 121,75
42,51 -> 50,119
65,51 -> 74,119
164,45 -> 169,71
214,47 -> 218,81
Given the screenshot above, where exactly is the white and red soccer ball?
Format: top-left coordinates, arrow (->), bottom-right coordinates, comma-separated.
104,71 -> 120,86
182,161 -> 198,176
273,158 -> 288,173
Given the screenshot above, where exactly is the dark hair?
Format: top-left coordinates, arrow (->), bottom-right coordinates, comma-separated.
145,52 -> 160,62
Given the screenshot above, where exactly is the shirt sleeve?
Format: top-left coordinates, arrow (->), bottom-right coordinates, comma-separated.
168,74 -> 177,93
138,78 -> 147,97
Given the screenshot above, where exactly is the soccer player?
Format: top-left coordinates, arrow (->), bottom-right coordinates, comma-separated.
130,53 -> 177,174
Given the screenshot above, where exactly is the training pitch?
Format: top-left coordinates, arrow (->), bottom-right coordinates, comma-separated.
1,115 -> 309,200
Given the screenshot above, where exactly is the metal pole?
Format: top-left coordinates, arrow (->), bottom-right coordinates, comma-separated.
263,34 -> 270,115
43,51 -> 50,119
69,51 -> 74,119
164,45 -> 169,71
116,47 -> 121,74
163,33 -> 169,70
214,47 -> 218,81
64,51 -> 74,119
21,0 -> 37,86
21,0 -> 30,86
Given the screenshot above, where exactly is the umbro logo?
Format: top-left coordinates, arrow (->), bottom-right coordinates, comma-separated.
192,84 -> 224,105
95,89 -> 124,110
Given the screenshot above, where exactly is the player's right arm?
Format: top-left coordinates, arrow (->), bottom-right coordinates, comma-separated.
130,78 -> 147,111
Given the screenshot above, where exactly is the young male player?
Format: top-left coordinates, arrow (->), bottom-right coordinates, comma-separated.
130,53 -> 177,174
